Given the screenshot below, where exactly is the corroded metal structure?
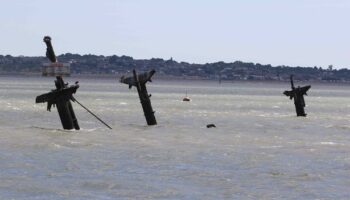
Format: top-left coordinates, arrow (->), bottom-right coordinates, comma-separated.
36,36 -> 80,130
37,36 -> 112,130
121,69 -> 157,125
43,36 -> 57,63
283,75 -> 311,117
36,77 -> 80,130
42,36 -> 70,76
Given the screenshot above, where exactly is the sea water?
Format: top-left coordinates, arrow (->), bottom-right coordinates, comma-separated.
0,76 -> 349,199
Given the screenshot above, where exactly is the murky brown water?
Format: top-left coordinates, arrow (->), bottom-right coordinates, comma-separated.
0,76 -> 350,199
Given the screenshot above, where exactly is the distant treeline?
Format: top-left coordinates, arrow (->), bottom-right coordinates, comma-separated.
0,54 -> 349,81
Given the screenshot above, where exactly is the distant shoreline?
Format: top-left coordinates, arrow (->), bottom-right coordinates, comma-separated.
1,73 -> 350,86
1,54 -> 350,82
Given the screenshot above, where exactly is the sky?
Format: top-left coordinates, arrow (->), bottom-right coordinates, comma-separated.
0,0 -> 349,68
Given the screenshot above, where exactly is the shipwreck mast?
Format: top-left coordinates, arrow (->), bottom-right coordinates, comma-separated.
120,69 -> 157,126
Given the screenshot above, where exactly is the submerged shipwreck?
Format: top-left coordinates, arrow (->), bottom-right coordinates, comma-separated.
36,77 -> 80,130
120,69 -> 157,126
31,36 -> 321,130
36,36 -> 80,130
42,36 -> 70,76
36,36 -> 111,130
283,75 -> 311,117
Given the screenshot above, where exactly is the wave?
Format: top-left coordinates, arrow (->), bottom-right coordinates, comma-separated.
30,126 -> 75,133
324,124 -> 350,130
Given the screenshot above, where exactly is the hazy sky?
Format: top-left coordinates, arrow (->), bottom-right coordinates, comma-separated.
1,0 -> 349,68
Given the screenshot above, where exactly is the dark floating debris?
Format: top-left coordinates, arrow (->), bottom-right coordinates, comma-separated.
182,97 -> 191,102
283,75 -> 311,117
182,91 -> 191,102
207,124 -> 216,128
120,69 -> 157,126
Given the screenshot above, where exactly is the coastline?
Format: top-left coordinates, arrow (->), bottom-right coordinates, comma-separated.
1,72 -> 350,86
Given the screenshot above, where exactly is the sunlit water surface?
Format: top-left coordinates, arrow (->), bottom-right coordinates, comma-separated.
0,76 -> 350,199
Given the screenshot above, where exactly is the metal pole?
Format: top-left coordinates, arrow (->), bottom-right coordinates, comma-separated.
73,98 -> 112,129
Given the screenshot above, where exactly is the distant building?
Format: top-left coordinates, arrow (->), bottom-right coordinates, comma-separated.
42,62 -> 70,76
